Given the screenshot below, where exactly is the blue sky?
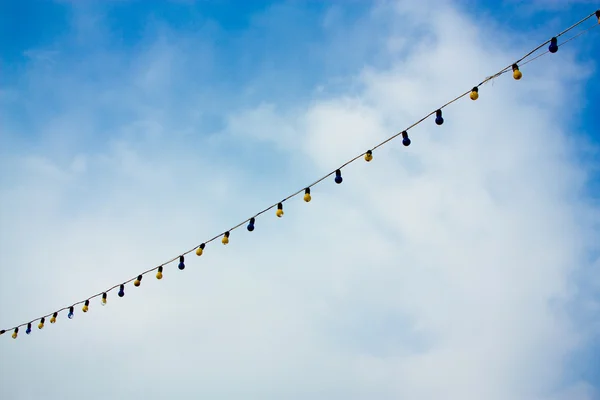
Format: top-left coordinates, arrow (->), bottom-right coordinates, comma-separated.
1,1 -> 599,153
1,1 -> 599,399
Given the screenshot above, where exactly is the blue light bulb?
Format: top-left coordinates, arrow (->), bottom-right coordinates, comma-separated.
68,306 -> 74,319
401,131 -> 411,146
548,37 -> 558,53
178,255 -> 185,270
118,284 -> 125,297
334,169 -> 343,184
435,109 -> 444,125
247,217 -> 255,231
26,323 -> 32,335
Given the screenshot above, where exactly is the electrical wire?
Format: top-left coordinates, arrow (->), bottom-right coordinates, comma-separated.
1,9 -> 598,338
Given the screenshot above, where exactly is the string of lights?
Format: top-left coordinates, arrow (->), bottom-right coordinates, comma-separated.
2,10 -> 599,340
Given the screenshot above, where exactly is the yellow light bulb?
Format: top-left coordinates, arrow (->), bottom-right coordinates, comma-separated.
304,188 -> 311,202
102,297 -> 107,305
364,150 -> 373,162
470,87 -> 479,100
38,322 -> 44,329
512,64 -> 522,80
12,331 -> 17,339
276,203 -> 284,218
82,305 -> 88,312
513,70 -> 522,80
134,280 -> 140,287
156,266 -> 163,280
222,232 -> 230,245
196,247 -> 203,256
50,312 -> 57,324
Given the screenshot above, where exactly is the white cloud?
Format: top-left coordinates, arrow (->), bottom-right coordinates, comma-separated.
0,1 -> 598,399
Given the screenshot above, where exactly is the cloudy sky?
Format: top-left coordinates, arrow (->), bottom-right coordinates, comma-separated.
1,0 -> 599,399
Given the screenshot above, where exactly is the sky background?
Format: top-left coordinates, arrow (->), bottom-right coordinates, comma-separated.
1,0 -> 599,399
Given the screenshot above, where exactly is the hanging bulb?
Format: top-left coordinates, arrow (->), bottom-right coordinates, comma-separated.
38,318 -> 45,330
26,323 -> 32,335
435,109 -> 444,125
364,150 -> 373,162
82,300 -> 89,313
118,284 -> 125,297
196,243 -> 205,256
596,10 -> 600,23
334,169 -> 343,184
12,328 -> 18,339
156,266 -> 163,280
304,188 -> 312,202
101,292 -> 107,306
222,231 -> 230,245
470,87 -> 479,100
68,306 -> 74,319
178,255 -> 185,270
50,312 -> 57,324
276,202 -> 284,218
548,37 -> 558,53
402,131 -> 411,147
512,64 -> 522,80
247,217 -> 255,231
134,275 -> 143,286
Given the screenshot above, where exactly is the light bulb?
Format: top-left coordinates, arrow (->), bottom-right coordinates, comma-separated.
118,284 -> 125,297
50,312 -> 57,324
304,188 -> 311,202
596,10 -> 600,23
435,109 -> 444,125
402,131 -> 411,147
82,300 -> 89,313
548,37 -> 558,53
334,169 -> 343,184
276,202 -> 284,218
247,217 -> 255,231
222,231 -> 230,245
178,255 -> 185,270
68,306 -> 74,319
26,323 -> 32,335
101,292 -> 107,306
512,63 -> 522,80
470,87 -> 479,100
134,274 -> 143,286
12,328 -> 18,339
156,266 -> 163,280
364,150 -> 373,162
38,318 -> 45,330
196,243 -> 205,256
